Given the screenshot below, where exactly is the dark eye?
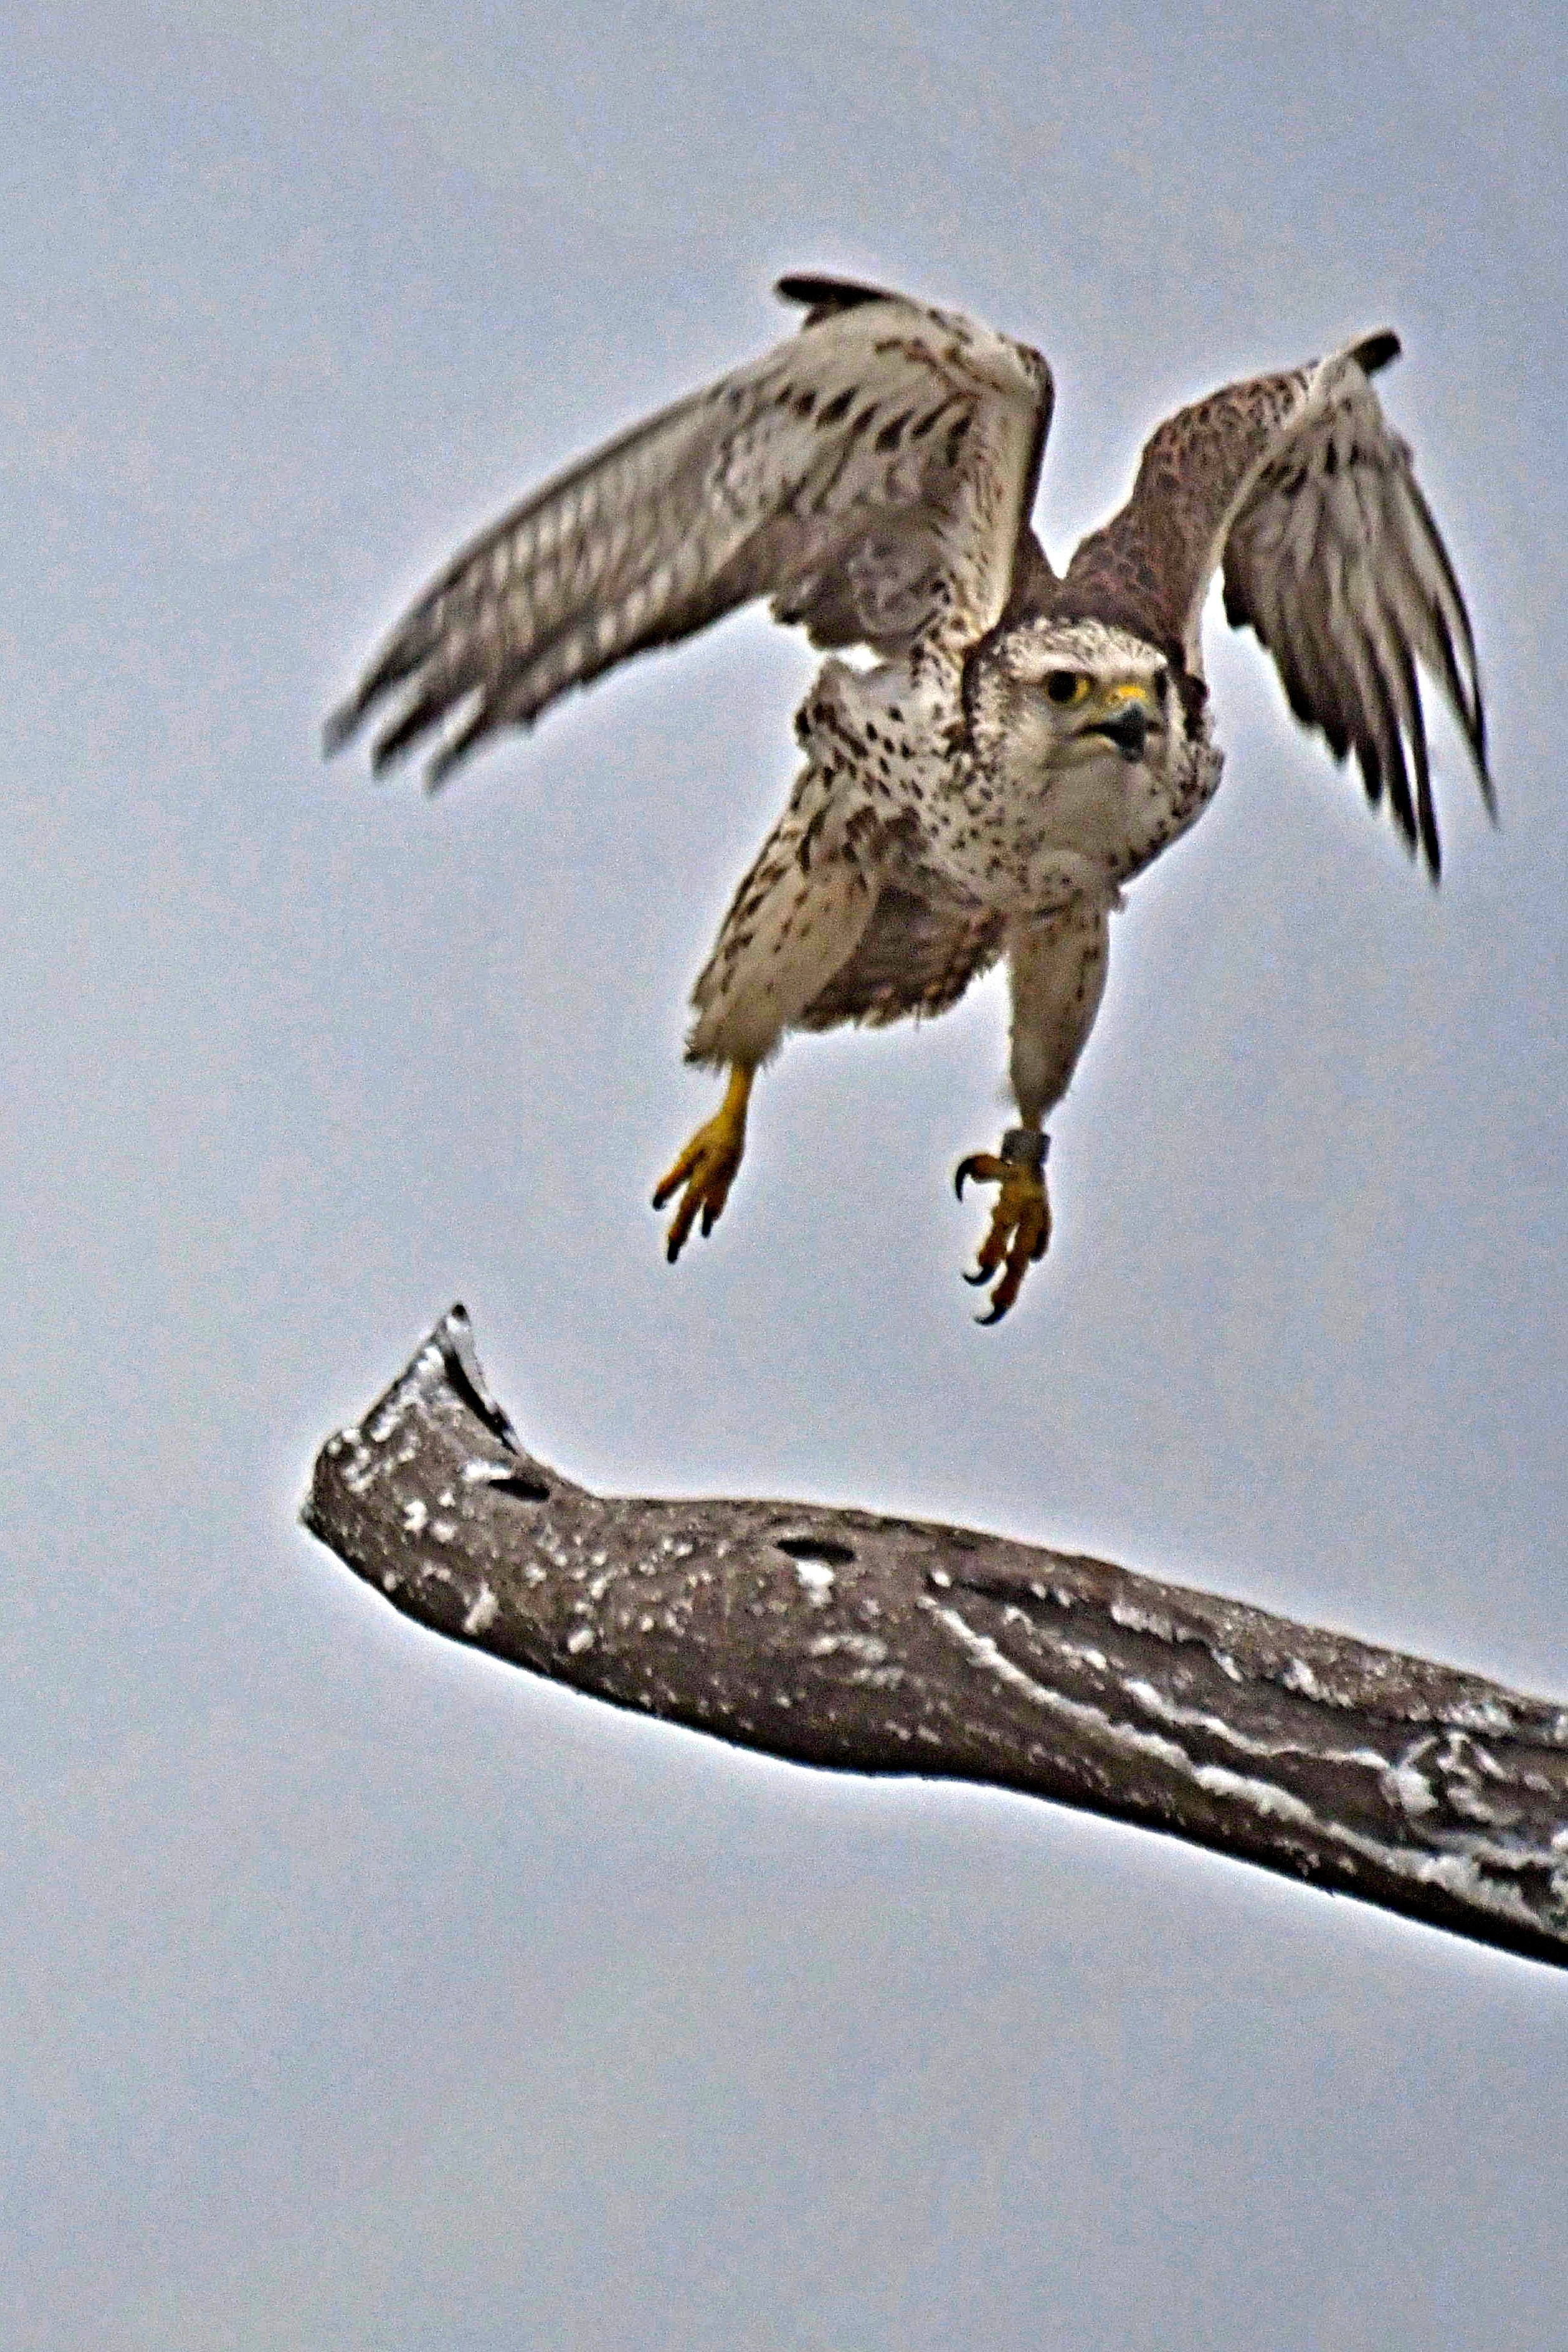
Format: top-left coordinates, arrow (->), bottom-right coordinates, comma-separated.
1045,670 -> 1085,705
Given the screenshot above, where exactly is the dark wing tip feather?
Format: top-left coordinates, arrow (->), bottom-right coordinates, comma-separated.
774,273 -> 901,324
1462,688 -> 1495,820
362,682 -> 440,770
324,636 -> 433,765
1477,738 -> 1498,824
321,696 -> 363,760
1351,330 -> 1401,376
422,729 -> 476,794
1221,331 -> 1490,882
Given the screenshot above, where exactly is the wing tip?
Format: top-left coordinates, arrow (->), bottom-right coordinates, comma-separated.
1470,706 -> 1498,822
774,272 -> 901,324
1351,329 -> 1401,378
321,696 -> 364,761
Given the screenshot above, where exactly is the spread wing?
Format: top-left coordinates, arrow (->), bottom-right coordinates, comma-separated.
1062,335 -> 1491,875
325,274 -> 1053,786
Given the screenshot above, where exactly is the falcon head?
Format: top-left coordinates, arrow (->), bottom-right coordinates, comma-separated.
967,616 -> 1182,788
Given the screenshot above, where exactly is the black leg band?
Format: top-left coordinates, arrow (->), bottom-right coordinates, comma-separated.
1000,1127 -> 1049,1172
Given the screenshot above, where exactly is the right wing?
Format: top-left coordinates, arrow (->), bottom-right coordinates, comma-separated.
1217,339 -> 1490,874
324,275 -> 1053,786
1061,335 -> 1489,875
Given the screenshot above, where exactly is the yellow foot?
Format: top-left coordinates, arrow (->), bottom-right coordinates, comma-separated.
652,1064 -> 754,1263
954,1129 -> 1051,1324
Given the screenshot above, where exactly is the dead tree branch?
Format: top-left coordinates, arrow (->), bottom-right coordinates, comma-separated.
303,1306 -> 1568,1971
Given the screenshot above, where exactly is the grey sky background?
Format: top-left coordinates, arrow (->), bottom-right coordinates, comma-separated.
5,4 -> 1565,2346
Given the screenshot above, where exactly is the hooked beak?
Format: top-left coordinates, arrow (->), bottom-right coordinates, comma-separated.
1080,680 -> 1161,764
1096,705 -> 1150,760
1087,700 -> 1152,762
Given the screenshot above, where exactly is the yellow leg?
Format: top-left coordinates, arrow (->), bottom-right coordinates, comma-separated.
652,1063 -> 755,1263
954,1128 -> 1051,1324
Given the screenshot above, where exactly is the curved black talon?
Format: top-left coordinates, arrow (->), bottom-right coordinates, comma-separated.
975,1300 -> 1009,1327
961,1263 -> 990,1287
953,1154 -> 984,1201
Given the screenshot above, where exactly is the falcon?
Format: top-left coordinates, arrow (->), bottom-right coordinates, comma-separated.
326,274 -> 1491,1321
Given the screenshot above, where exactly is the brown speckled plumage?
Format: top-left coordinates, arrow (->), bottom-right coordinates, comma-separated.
327,274 -> 1493,1310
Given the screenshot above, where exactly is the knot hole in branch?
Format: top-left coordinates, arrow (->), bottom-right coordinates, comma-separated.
487,1471 -> 551,1503
774,1535 -> 857,1568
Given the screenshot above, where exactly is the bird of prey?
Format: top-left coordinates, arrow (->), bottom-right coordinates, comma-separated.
326,273 -> 1491,1321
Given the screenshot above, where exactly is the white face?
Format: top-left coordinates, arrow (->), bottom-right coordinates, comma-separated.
998,619 -> 1174,777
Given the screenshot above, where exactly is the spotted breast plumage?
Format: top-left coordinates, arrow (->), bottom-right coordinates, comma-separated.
326,273 -> 1491,1321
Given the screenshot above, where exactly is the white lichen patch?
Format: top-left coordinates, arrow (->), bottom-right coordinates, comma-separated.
402,1498 -> 429,1536
1406,1850 -> 1545,1923
928,1602 -> 1227,1778
808,1633 -> 888,1665
329,1426 -> 381,1496
566,1626 -> 595,1656
1123,1677 -> 1387,1775
431,1518 -> 457,1545
1382,1760 -> 1439,1818
1446,1697 -> 1524,1737
1049,1633 -> 1109,1674
368,1396 -> 409,1445
1550,1830 -> 1568,1911
794,1559 -> 836,1606
462,1584 -> 499,1636
1192,1763 -> 1316,1827
1109,1599 -> 1176,1642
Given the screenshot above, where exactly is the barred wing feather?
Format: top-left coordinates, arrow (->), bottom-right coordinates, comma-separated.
1060,333 -> 1490,876
325,276 -> 1052,787
1219,339 -> 1491,874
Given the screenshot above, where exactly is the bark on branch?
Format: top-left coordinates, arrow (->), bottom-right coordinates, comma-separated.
303,1307 -> 1568,1971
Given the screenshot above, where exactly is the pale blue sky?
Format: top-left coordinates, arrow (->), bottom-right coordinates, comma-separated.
5,6 -> 1565,2346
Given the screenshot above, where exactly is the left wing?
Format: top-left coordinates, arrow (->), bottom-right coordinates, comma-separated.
1062,336 -> 1491,874
324,275 -> 1052,787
